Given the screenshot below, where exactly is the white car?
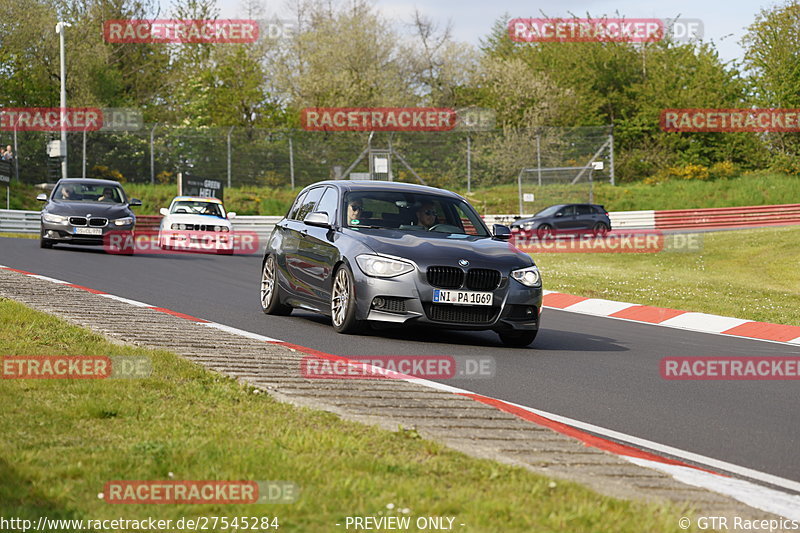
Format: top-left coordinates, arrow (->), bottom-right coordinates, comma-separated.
158,196 -> 237,254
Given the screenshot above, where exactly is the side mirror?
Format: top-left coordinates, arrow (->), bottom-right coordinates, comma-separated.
129,198 -> 142,207
227,212 -> 237,220
36,193 -> 48,202
492,224 -> 512,241
159,208 -> 169,216
554,212 -> 563,218
304,211 -> 330,228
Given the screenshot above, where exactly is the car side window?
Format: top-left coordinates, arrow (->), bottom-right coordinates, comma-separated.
561,206 -> 577,216
296,187 -> 325,222
288,191 -> 309,220
314,187 -> 339,223
576,205 -> 593,216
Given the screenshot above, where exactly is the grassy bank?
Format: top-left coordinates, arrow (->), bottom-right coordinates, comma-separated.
0,298 -> 697,532
534,225 -> 800,325
5,172 -> 799,216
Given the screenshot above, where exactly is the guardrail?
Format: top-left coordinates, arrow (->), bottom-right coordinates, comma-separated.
4,205 -> 800,237
0,209 -> 41,234
655,204 -> 800,230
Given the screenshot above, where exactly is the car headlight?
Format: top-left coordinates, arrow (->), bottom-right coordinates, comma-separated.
171,223 -> 186,230
219,226 -> 230,232
511,265 -> 542,287
356,255 -> 414,278
42,213 -> 68,225
113,216 -> 133,226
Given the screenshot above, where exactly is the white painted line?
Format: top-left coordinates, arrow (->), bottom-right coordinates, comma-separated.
501,398 -> 800,495
98,293 -> 153,308
202,321 -> 283,343
660,312 -> 750,334
564,298 -> 635,316
28,274 -> 70,284
626,457 -> 800,521
789,336 -> 800,345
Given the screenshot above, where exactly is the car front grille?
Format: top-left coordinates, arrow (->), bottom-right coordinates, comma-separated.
179,224 -> 220,231
427,266 -> 464,289
68,217 -> 108,227
425,304 -> 498,324
465,269 -> 501,290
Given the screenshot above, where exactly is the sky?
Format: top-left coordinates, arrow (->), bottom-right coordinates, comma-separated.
202,0 -> 766,65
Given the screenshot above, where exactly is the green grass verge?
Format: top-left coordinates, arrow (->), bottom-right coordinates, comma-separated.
6,171 -> 799,216
0,298 -> 699,532
534,226 -> 800,326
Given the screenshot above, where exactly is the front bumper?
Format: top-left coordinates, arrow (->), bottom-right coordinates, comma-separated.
352,266 -> 542,332
159,231 -> 234,251
41,221 -> 134,246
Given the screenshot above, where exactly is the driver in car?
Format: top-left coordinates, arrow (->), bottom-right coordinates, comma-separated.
347,198 -> 364,223
415,202 -> 438,229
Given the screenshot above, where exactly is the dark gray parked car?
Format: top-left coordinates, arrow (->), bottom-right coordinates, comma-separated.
260,181 -> 543,347
511,204 -> 611,238
38,178 -> 141,252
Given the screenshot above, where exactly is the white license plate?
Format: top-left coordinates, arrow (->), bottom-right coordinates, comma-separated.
74,227 -> 103,236
433,289 -> 493,306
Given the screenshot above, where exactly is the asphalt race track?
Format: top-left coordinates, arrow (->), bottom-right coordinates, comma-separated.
2,236 -> 799,488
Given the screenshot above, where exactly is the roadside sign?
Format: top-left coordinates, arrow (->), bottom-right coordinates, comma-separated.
523,193 -> 535,202
179,173 -> 224,200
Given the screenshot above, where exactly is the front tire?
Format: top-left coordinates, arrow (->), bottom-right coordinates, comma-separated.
261,255 -> 292,315
331,264 -> 365,334
40,237 -> 53,249
498,330 -> 538,348
537,224 -> 554,239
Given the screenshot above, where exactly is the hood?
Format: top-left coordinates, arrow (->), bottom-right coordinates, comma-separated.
344,228 -> 534,270
45,200 -> 132,218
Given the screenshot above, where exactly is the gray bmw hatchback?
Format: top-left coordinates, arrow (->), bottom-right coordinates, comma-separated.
261,181 -> 543,347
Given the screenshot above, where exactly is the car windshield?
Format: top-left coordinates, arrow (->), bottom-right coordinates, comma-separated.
53,183 -> 126,204
170,201 -> 225,218
534,205 -> 564,217
343,191 -> 489,237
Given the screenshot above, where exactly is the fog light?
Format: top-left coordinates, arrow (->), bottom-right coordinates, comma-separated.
47,230 -> 58,238
372,297 -> 385,309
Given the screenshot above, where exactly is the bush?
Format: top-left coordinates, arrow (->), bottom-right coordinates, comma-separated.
769,153 -> 800,176
709,161 -> 737,180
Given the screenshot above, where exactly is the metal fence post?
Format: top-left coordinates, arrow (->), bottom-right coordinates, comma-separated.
149,124 -> 158,184
288,135 -> 295,188
609,128 -> 615,186
82,129 -> 87,179
227,126 -> 233,188
13,129 -> 19,182
466,135 -> 472,193
536,132 -> 542,187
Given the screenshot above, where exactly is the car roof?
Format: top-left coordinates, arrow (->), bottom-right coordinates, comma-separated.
171,196 -> 223,204
56,178 -> 122,187
303,180 -> 464,200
